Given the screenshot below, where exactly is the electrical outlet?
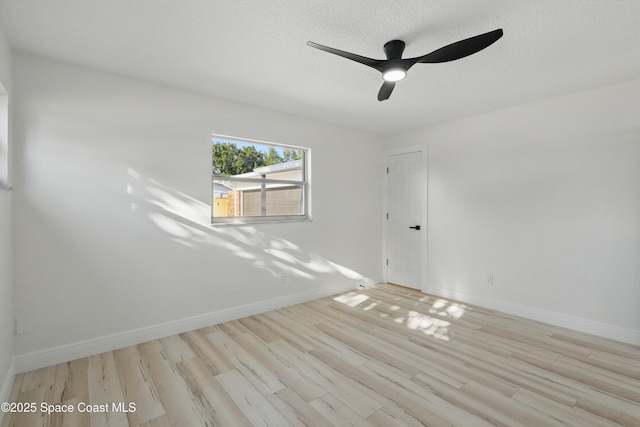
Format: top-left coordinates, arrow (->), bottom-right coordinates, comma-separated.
486,273 -> 494,285
358,279 -> 375,288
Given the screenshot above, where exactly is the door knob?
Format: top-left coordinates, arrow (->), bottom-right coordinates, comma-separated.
409,225 -> 421,230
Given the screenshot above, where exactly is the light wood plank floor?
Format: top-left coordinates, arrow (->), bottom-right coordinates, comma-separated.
3,283 -> 640,426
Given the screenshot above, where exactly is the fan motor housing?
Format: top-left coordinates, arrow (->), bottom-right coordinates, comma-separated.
383,40 -> 405,59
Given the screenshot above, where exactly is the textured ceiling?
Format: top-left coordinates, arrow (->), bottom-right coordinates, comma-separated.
1,0 -> 639,135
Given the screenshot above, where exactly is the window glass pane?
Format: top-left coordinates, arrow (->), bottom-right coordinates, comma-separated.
211,135 -> 308,223
251,161 -> 303,181
212,137 -> 303,176
265,185 -> 303,216
213,179 -> 304,218
211,135 -> 309,223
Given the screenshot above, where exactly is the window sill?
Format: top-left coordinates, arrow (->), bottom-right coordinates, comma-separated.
0,184 -> 12,191
211,216 -> 312,227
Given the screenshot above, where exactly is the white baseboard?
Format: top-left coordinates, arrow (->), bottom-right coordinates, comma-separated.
0,358 -> 16,425
15,283 -> 355,374
426,286 -> 640,346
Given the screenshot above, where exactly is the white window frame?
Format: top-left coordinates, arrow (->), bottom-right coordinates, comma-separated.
211,134 -> 311,225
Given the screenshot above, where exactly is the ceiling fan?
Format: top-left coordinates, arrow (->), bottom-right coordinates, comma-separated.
307,28 -> 503,101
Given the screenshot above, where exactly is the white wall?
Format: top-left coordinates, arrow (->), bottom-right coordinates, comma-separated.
10,47 -> 638,377
0,21 -> 14,412
387,78 -> 640,344
12,52 -> 383,368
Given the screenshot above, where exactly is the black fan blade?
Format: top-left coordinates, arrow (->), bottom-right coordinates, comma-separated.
307,41 -> 385,71
413,29 -> 503,64
377,81 -> 395,101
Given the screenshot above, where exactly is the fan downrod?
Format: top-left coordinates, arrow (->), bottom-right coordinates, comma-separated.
383,40 -> 405,59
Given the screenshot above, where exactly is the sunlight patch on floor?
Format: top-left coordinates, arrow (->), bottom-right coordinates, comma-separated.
363,302 -> 377,311
406,311 -> 452,341
333,292 -> 370,307
331,286 -> 462,342
432,303 -> 466,319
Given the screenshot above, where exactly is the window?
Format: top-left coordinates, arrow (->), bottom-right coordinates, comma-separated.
211,134 -> 310,224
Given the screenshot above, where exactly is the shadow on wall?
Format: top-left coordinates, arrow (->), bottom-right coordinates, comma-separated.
126,168 -> 375,287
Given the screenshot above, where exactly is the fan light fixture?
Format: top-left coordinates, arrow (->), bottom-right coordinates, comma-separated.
382,68 -> 407,82
307,28 -> 504,101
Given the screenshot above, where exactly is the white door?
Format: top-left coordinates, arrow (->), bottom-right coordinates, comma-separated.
386,151 -> 423,289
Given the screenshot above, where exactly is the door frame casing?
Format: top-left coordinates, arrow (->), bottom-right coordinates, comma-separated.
382,145 -> 428,291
